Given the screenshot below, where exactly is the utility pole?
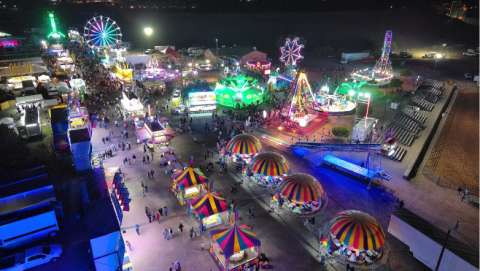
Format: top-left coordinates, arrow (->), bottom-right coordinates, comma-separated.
434,220 -> 460,271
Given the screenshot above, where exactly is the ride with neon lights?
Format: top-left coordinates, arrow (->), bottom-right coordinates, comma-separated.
83,16 -> 122,48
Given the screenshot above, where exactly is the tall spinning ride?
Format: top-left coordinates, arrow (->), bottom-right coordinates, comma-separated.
287,72 -> 317,127
351,30 -> 394,85
83,16 -> 122,49
372,30 -> 393,78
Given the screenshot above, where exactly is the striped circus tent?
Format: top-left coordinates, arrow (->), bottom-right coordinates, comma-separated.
278,173 -> 326,204
191,192 -> 228,219
172,167 -> 208,188
210,224 -> 261,258
329,210 -> 385,252
250,152 -> 289,176
226,134 -> 262,155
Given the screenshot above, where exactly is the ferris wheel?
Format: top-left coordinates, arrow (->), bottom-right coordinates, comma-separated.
83,15 -> 122,48
280,37 -> 304,66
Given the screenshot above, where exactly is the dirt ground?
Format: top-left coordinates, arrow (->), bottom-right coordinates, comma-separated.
424,88 -> 479,195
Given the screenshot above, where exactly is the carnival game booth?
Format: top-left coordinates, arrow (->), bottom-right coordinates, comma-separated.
214,74 -> 265,109
321,210 -> 385,266
210,224 -> 261,271
136,119 -> 175,144
171,166 -> 209,205
248,152 -> 289,187
272,173 -> 327,216
185,82 -> 216,113
226,134 -> 262,164
190,192 -> 229,229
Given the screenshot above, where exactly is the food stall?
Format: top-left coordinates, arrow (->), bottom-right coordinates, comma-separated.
226,134 -> 262,163
210,224 -> 261,271
248,152 -> 289,187
272,173 -> 327,216
190,192 -> 229,229
321,210 -> 385,265
188,91 -> 216,113
171,166 -> 208,205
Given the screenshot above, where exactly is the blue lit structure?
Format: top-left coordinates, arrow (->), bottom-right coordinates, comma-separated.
68,107 -> 92,172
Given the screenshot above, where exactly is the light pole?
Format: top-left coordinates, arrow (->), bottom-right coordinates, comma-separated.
215,38 -> 219,56
143,26 -> 153,50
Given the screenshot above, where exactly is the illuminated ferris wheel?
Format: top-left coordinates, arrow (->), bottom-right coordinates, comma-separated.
280,37 -> 304,66
83,15 -> 122,48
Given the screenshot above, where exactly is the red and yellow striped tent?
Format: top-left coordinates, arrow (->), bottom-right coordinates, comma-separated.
191,192 -> 228,219
278,173 -> 325,204
210,224 -> 261,258
329,210 -> 385,252
250,152 -> 289,176
172,166 -> 208,189
226,134 -> 262,155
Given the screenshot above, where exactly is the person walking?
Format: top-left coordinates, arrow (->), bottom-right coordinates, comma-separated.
168,228 -> 174,239
135,224 -> 140,235
163,228 -> 168,240
163,206 -> 168,216
189,227 -> 195,239
125,240 -> 132,251
178,223 -> 184,233
159,207 -> 164,216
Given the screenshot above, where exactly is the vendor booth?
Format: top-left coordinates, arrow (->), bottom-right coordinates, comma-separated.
226,134 -> 262,163
171,167 -> 209,205
210,224 -> 261,271
248,152 -> 289,187
190,192 -> 229,229
272,173 -> 326,216
321,210 -> 385,265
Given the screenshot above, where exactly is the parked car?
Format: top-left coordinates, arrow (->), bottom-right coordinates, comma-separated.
399,51 -> 412,58
0,244 -> 62,271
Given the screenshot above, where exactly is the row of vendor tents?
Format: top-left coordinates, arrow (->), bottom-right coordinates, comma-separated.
169,133 -> 387,269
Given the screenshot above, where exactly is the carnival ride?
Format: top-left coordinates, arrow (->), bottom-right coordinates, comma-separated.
142,56 -> 180,81
83,16 -> 122,49
285,72 -> 318,127
314,84 -> 357,115
209,224 -> 261,271
280,37 -> 304,67
351,31 -> 394,85
272,173 -> 327,216
321,210 -> 385,265
214,74 -> 265,109
248,152 -> 289,187
47,12 -> 65,40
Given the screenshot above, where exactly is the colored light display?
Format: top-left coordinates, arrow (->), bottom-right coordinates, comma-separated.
214,75 -> 265,108
280,37 -> 304,66
288,72 -> 317,122
351,31 -> 393,85
47,12 -> 65,40
83,16 -> 122,48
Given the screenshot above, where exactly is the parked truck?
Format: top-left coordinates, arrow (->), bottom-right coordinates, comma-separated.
351,118 -> 378,143
0,209 -> 59,249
